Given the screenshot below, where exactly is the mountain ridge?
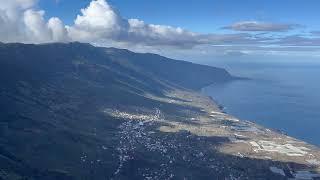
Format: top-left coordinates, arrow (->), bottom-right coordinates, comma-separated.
1,42 -> 319,180
0,41 -> 234,90
0,42 -> 235,179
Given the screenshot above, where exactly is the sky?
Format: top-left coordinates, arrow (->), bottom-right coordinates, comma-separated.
1,0 -> 320,62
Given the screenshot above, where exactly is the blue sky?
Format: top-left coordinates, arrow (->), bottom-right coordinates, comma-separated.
1,0 -> 320,62
39,0 -> 320,33
109,0 -> 320,33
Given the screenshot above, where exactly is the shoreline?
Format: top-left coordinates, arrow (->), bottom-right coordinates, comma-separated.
174,86 -> 320,177
200,83 -> 319,147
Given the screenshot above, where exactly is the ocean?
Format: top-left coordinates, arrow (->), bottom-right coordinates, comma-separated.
202,61 -> 320,146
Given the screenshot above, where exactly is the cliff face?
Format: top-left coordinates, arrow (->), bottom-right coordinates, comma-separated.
1,42 -> 319,180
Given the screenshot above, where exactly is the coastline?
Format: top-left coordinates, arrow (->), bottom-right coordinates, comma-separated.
202,86 -> 290,136
188,84 -> 320,178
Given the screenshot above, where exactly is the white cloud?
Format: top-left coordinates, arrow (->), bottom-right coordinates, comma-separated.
126,19 -> 199,47
67,0 -> 202,47
48,17 -> 69,42
68,0 -> 127,42
0,0 -> 67,43
23,10 -> 51,42
0,0 -> 319,58
0,0 -> 38,42
0,0 -> 37,12
223,21 -> 299,32
64,0 -> 266,48
0,0 -> 282,47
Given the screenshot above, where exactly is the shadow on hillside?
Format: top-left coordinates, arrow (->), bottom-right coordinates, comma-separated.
110,121 -> 318,180
1,108 -> 319,180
